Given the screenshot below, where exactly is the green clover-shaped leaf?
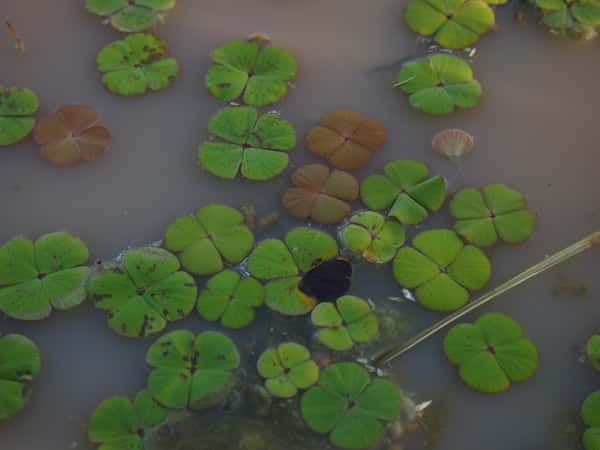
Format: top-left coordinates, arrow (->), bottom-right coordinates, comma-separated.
393,229 -> 491,312
197,270 -> 264,329
450,184 -> 536,247
396,54 -> 482,116
198,106 -> 296,181
257,342 -> 319,398
0,334 -> 41,420
0,85 -> 39,146
146,330 -> 240,410
89,247 -> 197,338
311,296 -> 379,351
582,391 -> 600,450
404,0 -> 496,50
205,39 -> 298,106
89,390 -> 167,450
301,362 -> 402,449
0,232 -> 90,320
444,313 -> 539,393
339,211 -> 406,264
96,33 -> 179,96
86,0 -> 176,32
587,335 -> 600,372
535,0 -> 600,30
360,160 -> 446,225
164,204 -> 255,276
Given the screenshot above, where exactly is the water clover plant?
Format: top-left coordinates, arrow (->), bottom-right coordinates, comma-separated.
88,390 -> 167,450
257,342 -> 319,398
311,295 -> 379,351
301,362 -> 402,449
0,232 -> 90,320
0,85 -> 39,146
360,159 -> 446,225
444,313 -> 539,393
450,184 -> 536,247
282,164 -> 359,225
395,54 -> 482,115
198,106 -> 296,181
86,0 -> 175,32
393,229 -> 491,311
96,33 -> 180,96
247,228 -> 347,315
535,0 -> 600,30
146,330 -> 240,409
197,270 -> 264,329
582,391 -> 600,450
89,247 -> 197,338
587,334 -> 600,372
404,0 -> 495,50
0,334 -> 41,420
338,211 -> 406,264
205,39 -> 298,107
164,204 -> 255,276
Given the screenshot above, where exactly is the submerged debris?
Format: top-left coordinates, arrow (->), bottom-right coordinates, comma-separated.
431,128 -> 475,160
5,21 -> 25,53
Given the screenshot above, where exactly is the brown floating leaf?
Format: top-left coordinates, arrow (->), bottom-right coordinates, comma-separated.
282,164 -> 359,225
33,105 -> 111,167
431,128 -> 474,160
305,110 -> 386,171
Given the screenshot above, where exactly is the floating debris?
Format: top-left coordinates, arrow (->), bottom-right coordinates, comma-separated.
432,128 -> 475,160
247,32 -> 272,43
239,204 -> 257,229
5,21 -> 25,53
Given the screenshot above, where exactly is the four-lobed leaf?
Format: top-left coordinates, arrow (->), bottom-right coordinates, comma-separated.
0,85 -> 39,146
535,0 -> 600,30
257,342 -> 319,398
198,106 -> 296,181
393,229 -> 491,311
361,159 -> 446,225
444,313 -> 539,393
86,0 -> 176,32
89,247 -> 197,338
0,232 -> 90,320
582,391 -> 600,450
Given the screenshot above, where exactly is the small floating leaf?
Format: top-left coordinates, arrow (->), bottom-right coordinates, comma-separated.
432,128 -> 474,160
257,343 -> 319,398
396,55 -> 482,116
282,164 -> 359,224
0,232 -> 89,320
450,184 -> 536,247
33,105 -> 111,166
393,229 -> 491,311
198,106 -> 296,181
89,247 -> 197,338
205,39 -> 298,107
582,391 -> 600,450
86,0 -> 176,32
0,85 -> 39,146
96,33 -> 179,96
305,110 -> 386,171
587,335 -> 600,372
535,0 -> 600,30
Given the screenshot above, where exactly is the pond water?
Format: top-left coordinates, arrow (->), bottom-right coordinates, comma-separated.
1,1 -> 600,449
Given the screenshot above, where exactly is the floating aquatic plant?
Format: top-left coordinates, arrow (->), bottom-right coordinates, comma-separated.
301,362 -> 402,449
205,39 -> 298,106
86,0 -> 175,32
587,334 -> 600,372
360,159 -> 446,225
0,232 -> 89,320
0,85 -> 39,146
432,128 -> 475,160
338,211 -> 405,264
393,229 -> 491,312
311,295 -> 378,351
395,54 -> 482,116
404,0 -> 495,49
89,247 -> 197,338
0,334 -> 41,420
444,312 -> 539,393
96,33 -> 179,96
33,105 -> 111,166
146,330 -> 240,409
198,106 -> 296,181
164,204 -> 254,276
450,184 -> 536,247
535,0 -> 600,31
282,164 -> 359,224
197,270 -> 264,329
89,390 -> 166,450
305,110 -> 386,171
247,228 -> 350,315
257,342 -> 319,398
582,391 -> 600,450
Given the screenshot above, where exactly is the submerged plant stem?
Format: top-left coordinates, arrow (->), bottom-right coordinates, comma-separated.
372,231 -> 600,366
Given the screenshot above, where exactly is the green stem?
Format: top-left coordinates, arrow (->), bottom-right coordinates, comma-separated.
372,231 -> 600,367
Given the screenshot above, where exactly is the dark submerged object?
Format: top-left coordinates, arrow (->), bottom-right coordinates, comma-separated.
299,258 -> 352,302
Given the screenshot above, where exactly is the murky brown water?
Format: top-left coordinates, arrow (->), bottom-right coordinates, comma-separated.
1,1 -> 600,449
